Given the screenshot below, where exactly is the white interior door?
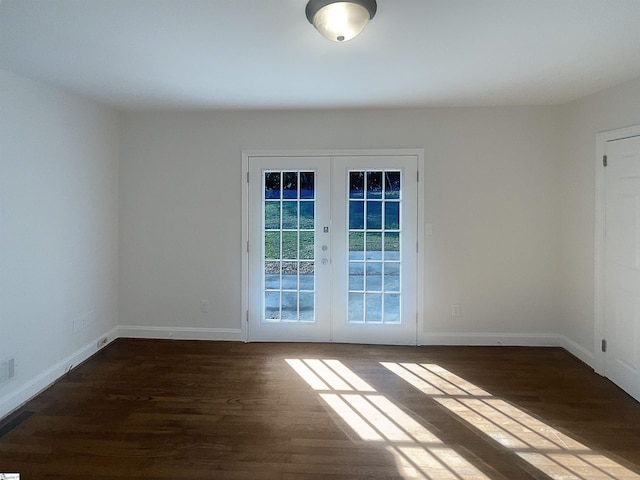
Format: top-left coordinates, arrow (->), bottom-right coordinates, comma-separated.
604,135 -> 640,401
247,153 -> 419,345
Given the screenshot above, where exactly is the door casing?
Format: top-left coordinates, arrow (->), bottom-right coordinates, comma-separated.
595,126 -> 640,385
241,149 -> 425,344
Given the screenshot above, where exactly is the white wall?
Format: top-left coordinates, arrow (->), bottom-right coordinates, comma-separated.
559,76 -> 640,361
3,64 -> 639,419
118,107 -> 563,344
0,69 -> 119,417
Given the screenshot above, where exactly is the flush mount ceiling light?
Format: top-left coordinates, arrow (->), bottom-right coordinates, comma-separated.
305,0 -> 377,42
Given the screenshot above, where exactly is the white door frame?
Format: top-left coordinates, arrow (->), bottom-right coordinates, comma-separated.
241,149 -> 425,343
594,125 -> 640,374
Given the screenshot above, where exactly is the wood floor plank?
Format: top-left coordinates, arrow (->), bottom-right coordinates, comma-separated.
1,339 -> 639,479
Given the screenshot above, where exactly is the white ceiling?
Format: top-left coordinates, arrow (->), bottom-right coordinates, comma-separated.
2,0 -> 640,110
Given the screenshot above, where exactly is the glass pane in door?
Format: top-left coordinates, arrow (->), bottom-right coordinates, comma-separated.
347,170 -> 401,324
263,171 -> 315,323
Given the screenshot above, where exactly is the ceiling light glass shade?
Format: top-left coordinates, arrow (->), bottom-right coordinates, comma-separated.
306,0 -> 377,42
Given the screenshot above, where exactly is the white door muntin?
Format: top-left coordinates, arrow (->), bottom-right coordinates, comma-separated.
245,150 -> 423,345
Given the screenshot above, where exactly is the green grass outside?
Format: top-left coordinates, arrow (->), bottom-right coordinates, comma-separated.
264,201 -> 399,261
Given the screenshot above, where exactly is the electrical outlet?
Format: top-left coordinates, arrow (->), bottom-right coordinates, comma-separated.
200,300 -> 210,313
451,304 -> 461,317
73,311 -> 96,334
0,358 -> 15,383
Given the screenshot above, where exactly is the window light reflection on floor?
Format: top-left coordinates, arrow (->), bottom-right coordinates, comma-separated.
286,359 -> 491,480
380,362 -> 640,480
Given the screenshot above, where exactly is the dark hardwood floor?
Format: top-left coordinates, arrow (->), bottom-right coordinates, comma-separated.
1,339 -> 639,479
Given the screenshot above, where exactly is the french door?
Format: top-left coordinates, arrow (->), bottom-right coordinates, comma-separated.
246,153 -> 419,345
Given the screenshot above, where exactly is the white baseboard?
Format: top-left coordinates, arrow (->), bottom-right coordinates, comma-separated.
0,325 -> 241,420
118,325 -> 244,342
419,332 -> 595,368
419,332 -> 565,347
558,335 -> 596,367
1,327 -> 596,421
0,326 -> 118,420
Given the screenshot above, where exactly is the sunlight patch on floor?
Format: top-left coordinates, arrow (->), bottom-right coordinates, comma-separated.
382,362 -> 640,480
286,358 -> 491,480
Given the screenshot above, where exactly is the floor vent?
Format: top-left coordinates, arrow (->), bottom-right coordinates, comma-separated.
0,411 -> 34,439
